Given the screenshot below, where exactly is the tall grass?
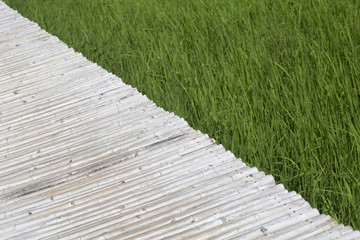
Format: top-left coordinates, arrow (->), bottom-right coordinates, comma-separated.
4,0 -> 360,229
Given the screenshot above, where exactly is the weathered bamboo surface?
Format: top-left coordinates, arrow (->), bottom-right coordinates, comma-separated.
0,2 -> 359,239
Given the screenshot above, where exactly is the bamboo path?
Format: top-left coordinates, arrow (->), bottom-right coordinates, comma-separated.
0,2 -> 359,239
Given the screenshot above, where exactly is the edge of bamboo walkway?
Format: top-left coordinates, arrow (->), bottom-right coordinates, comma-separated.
1,2 -> 359,239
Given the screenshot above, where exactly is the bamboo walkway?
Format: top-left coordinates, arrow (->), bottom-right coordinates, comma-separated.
0,2 -> 359,239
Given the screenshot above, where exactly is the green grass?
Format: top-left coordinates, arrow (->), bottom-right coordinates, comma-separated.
4,0 -> 360,229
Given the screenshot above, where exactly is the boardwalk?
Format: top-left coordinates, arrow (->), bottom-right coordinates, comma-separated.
0,2 -> 359,239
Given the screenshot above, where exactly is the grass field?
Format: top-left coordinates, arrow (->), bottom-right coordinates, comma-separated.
4,0 -> 360,230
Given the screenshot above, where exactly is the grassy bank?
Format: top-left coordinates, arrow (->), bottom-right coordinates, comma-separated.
4,0 -> 360,229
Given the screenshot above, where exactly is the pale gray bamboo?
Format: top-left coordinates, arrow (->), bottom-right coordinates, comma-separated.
0,1 -> 359,239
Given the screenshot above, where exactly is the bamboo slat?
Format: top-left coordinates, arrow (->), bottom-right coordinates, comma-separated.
0,1 -> 359,239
